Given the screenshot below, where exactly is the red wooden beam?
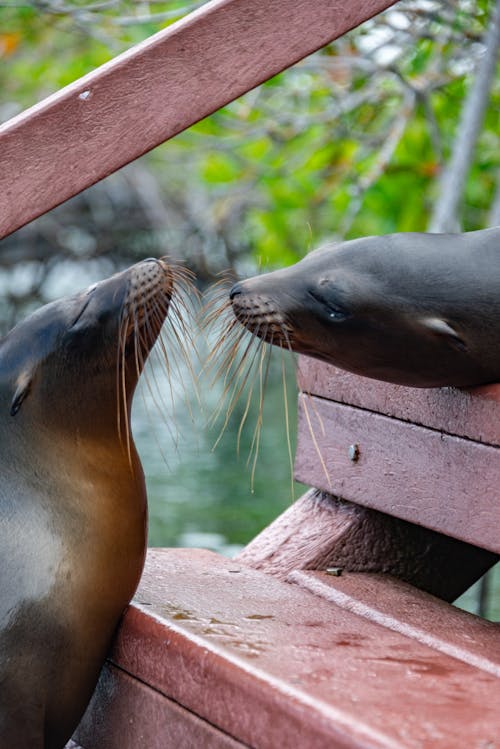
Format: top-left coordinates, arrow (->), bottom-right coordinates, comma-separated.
236,489 -> 497,599
298,358 -> 500,446
294,393 -> 500,554
75,548 -> 500,749
0,0 -> 398,240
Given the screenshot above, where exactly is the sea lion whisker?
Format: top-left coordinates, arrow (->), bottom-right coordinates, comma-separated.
235,335 -> 270,457
139,360 -> 182,454
157,281 -> 204,420
204,319 -> 242,369
301,389 -> 331,488
210,331 -> 263,438
135,298 -> 188,447
209,327 -> 254,387
235,367 -> 259,457
209,343 -> 257,435
156,330 -> 199,427
142,260 -> 199,438
203,289 -> 232,312
115,309 -> 126,418
217,324 -> 263,394
140,338 -> 174,426
165,304 -> 198,366
206,326 -> 252,393
160,316 -> 201,412
245,330 -> 270,468
205,329 -> 240,368
134,313 -> 147,380
200,287 -> 233,326
211,335 -> 263,450
214,333 -> 263,438
202,300 -> 233,331
281,345 -> 295,500
118,308 -> 134,463
274,323 -> 320,495
168,296 -> 196,344
248,335 -> 273,490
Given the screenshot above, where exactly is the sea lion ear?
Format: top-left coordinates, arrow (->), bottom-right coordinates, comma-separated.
10,370 -> 33,416
420,317 -> 467,351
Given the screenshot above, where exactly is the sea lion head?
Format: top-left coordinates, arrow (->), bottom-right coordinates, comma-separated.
229,233 -> 500,387
0,257 -> 173,437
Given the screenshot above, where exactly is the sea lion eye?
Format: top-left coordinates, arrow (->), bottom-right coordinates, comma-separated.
328,308 -> 345,320
308,289 -> 349,322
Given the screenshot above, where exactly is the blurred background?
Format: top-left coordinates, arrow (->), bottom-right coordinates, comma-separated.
1,0 -> 499,619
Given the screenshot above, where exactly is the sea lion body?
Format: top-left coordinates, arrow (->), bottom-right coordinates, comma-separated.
0,259 -> 173,749
230,228 -> 500,387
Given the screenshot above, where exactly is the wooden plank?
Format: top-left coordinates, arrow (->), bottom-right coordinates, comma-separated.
0,0 -> 398,240
294,393 -> 500,554
236,489 -> 497,600
99,548 -> 500,749
75,663 -> 245,749
298,357 -> 500,446
289,570 -> 500,677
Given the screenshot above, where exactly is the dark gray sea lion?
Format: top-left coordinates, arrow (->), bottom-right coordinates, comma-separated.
0,259 -> 176,749
230,228 -> 500,387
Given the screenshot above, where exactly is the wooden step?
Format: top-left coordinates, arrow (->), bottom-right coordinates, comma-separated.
74,548 -> 500,749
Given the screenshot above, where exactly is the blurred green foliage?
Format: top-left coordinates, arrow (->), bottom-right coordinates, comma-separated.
1,0 -> 499,270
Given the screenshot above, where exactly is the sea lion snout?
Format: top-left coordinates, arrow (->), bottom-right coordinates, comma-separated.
126,257 -> 173,303
229,277 -> 290,344
229,281 -> 243,299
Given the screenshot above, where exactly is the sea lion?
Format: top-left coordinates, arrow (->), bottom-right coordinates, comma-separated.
0,258 -> 176,749
229,228 -> 500,387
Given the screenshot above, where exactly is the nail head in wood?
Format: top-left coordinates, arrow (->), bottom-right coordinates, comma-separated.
348,443 -> 360,462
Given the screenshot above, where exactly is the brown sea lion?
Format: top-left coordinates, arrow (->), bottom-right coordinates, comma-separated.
229,228 -> 500,387
0,259 -> 177,749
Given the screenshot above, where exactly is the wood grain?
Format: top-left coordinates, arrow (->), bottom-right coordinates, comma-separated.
76,548 -> 500,749
236,489 -> 497,599
294,393 -> 500,554
0,0 -> 398,240
298,357 -> 500,445
289,569 -> 500,677
75,663 -> 244,749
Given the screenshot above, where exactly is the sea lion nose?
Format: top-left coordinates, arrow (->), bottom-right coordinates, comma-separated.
229,282 -> 243,300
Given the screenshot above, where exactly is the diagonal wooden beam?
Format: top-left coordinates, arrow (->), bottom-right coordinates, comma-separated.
0,0 -> 398,240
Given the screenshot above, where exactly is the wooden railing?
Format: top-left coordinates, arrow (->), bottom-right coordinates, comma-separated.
0,0 -> 398,240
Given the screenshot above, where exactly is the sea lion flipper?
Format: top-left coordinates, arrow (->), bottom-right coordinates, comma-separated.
10,370 -> 33,416
419,317 -> 467,352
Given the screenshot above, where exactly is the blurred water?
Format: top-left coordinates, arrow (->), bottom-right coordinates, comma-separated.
132,334 -> 302,555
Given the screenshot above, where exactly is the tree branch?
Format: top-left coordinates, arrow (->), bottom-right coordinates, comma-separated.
429,0 -> 500,232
